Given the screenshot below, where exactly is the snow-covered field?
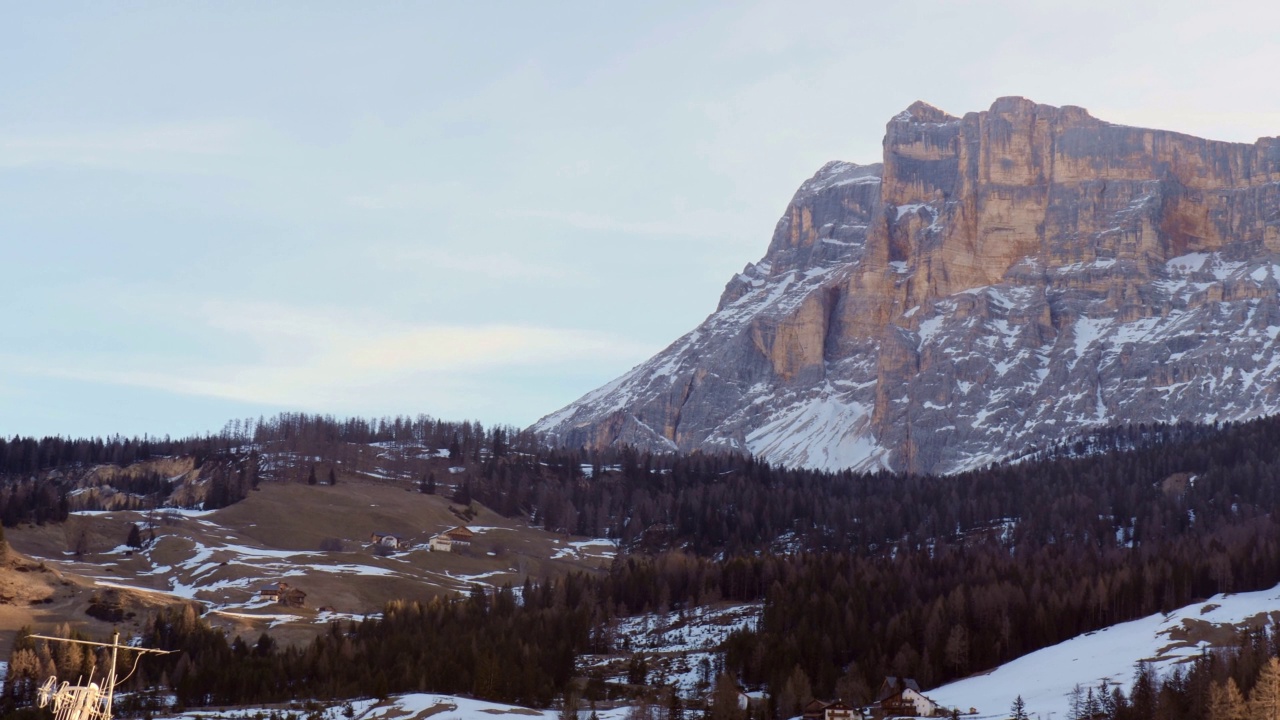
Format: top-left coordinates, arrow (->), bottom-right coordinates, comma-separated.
158,693 -> 635,720
931,583 -> 1280,720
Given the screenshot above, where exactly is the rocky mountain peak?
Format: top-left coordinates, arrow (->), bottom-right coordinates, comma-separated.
896,100 -> 958,124
535,99 -> 1280,475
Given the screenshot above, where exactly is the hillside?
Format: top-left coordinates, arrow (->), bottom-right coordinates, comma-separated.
112,584 -> 1280,720
10,411 -> 1280,716
931,584 -> 1280,720
535,97 -> 1280,475
4,478 -> 616,645
0,542 -> 196,652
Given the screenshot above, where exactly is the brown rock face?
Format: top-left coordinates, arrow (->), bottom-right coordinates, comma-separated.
534,98 -> 1280,475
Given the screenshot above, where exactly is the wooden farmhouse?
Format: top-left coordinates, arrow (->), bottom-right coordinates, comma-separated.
370,531 -> 405,550
876,677 -> 939,717
804,699 -> 861,720
258,581 -> 306,608
429,526 -> 474,552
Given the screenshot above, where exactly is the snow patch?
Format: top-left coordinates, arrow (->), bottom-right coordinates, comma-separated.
932,583 -> 1280,720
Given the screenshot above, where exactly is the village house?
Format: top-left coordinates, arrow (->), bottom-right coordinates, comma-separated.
803,699 -> 861,720
875,677 -> 939,718
370,531 -> 404,550
429,526 -> 475,552
257,581 -> 307,608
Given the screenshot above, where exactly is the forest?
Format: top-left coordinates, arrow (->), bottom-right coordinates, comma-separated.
6,412 -> 1280,718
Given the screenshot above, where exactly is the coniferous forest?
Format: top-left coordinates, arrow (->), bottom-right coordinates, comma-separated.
6,413 -> 1280,718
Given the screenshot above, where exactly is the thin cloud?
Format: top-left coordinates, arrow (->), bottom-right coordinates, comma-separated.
343,181 -> 469,211
0,120 -> 249,168
379,247 -> 578,282
2,299 -> 657,414
517,207 -> 755,241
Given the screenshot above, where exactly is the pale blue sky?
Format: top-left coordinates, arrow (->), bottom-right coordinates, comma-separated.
3,1 -> 1279,438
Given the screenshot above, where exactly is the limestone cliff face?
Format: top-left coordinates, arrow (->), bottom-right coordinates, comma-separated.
534,98 -> 1280,474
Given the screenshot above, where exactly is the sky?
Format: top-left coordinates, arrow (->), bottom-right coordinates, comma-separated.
3,1 -> 1280,440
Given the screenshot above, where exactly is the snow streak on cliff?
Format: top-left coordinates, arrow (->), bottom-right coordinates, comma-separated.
536,98 -> 1280,475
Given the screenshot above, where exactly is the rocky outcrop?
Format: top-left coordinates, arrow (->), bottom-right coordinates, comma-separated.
534,98 -> 1280,475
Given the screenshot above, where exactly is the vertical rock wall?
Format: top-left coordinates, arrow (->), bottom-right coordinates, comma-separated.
534,98 -> 1280,475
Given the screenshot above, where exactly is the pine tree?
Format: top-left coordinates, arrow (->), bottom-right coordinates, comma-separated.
328,467 -> 337,485
126,523 -> 143,549
1249,658 -> 1280,720
1097,682 -> 1117,720
1070,685 -> 1087,720
307,465 -> 317,486
627,653 -> 648,685
561,691 -> 580,720
836,663 -> 871,705
1209,678 -> 1246,720
945,625 -> 970,674
1011,695 -> 1029,720
777,665 -> 813,720
667,689 -> 683,720
710,674 -> 745,720
1083,688 -> 1102,720
1130,663 -> 1157,720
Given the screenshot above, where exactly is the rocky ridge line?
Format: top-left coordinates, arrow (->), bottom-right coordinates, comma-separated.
534,97 -> 1280,475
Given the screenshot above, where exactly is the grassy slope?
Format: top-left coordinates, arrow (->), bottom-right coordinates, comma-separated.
3,478 -> 616,645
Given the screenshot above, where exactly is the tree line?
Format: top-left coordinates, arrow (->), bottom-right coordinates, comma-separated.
8,412 -> 1280,716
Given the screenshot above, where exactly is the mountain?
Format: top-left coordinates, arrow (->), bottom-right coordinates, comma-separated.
534,97 -> 1280,474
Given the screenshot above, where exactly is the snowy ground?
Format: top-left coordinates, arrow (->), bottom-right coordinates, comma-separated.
158,693 -> 636,720
581,603 -> 760,696
550,538 -> 619,562
41,504 -> 618,628
931,583 -> 1280,720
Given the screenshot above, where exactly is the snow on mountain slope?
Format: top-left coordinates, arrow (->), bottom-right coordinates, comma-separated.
930,584 -> 1280,719
535,98 -> 1280,475
534,159 -> 890,469
160,693 -> 636,720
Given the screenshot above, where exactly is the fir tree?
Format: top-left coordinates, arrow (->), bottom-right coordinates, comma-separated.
710,675 -> 745,720
1011,696 -> 1029,720
1083,688 -> 1102,720
667,689 -> 683,720
1097,682 -> 1118,720
1130,663 -> 1157,720
126,523 -> 143,549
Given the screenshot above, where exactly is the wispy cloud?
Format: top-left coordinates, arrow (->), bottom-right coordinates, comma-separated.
343,180 -> 470,211
376,247 -> 578,282
0,120 -> 250,168
517,207 -> 755,241
3,298 -> 655,415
